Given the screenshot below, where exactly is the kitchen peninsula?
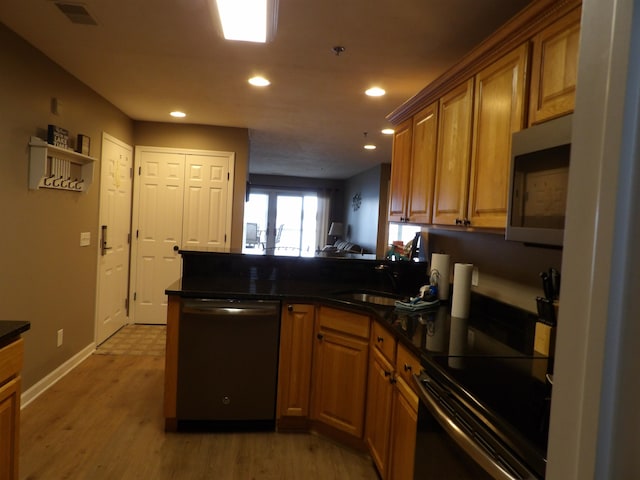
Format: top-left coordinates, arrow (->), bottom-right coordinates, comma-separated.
163,250 -> 551,479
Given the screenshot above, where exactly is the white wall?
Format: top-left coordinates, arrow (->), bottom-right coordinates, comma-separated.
547,0 -> 640,477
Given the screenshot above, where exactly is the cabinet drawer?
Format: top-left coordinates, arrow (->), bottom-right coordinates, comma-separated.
395,342 -> 420,390
0,338 -> 23,386
371,321 -> 396,363
318,307 -> 370,339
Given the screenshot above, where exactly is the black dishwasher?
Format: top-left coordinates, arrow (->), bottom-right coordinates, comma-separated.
176,298 -> 281,431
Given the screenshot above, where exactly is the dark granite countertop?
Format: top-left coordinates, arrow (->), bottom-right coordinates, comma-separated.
168,251 -> 539,362
0,321 -> 30,347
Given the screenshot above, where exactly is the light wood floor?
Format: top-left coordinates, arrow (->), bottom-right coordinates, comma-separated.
20,353 -> 380,480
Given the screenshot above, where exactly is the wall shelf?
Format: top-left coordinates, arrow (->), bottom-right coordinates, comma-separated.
28,136 -> 96,192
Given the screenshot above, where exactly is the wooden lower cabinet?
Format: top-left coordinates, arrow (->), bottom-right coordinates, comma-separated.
276,303 -> 315,429
311,307 -> 370,440
365,325 -> 420,480
388,375 -> 419,480
0,338 -> 24,480
365,348 -> 395,476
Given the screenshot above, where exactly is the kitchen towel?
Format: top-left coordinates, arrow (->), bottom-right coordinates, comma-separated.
430,253 -> 451,300
451,263 -> 473,319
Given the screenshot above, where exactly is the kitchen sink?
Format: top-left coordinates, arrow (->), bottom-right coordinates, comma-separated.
340,291 -> 401,307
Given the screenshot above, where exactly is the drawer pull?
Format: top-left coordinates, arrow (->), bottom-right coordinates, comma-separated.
377,336 -> 384,343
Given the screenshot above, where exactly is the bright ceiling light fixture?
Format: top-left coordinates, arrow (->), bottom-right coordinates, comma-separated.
170,111 -> 186,118
248,76 -> 271,87
364,144 -> 377,150
215,0 -> 279,43
381,128 -> 395,135
365,87 -> 386,97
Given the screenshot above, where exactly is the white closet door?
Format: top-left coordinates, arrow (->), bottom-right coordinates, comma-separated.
130,147 -> 235,325
134,150 -> 185,325
182,153 -> 233,250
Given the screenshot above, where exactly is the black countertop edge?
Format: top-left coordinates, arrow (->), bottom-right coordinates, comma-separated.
0,321 -> 31,346
165,278 -> 423,354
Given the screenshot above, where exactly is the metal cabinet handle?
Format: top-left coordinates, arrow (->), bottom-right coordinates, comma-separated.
317,333 -> 324,340
173,245 -> 179,252
377,336 -> 384,343
287,304 -> 293,312
404,364 -> 412,372
384,370 -> 391,377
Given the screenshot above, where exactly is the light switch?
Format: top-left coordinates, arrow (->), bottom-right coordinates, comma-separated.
80,232 -> 91,247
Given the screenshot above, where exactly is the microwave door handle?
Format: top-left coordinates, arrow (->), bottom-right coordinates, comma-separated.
413,374 -> 521,480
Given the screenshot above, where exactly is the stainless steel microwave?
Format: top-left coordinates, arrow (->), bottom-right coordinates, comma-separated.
506,114 -> 572,247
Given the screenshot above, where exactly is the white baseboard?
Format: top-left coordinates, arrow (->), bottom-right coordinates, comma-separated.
21,343 -> 96,409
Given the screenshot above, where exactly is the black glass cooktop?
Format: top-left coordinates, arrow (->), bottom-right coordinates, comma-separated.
392,294 -> 552,478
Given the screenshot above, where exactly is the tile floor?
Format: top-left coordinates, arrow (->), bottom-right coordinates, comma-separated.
95,324 -> 166,356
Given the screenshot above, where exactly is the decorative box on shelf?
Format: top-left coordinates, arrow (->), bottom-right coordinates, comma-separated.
28,136 -> 96,192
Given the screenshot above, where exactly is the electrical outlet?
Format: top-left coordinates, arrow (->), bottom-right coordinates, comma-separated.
472,266 -> 479,287
57,329 -> 63,347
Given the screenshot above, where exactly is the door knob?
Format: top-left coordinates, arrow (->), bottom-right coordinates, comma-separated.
173,245 -> 179,252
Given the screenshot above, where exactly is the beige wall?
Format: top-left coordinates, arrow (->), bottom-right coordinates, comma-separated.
133,122 -> 249,250
0,24 -> 134,389
0,24 -> 250,391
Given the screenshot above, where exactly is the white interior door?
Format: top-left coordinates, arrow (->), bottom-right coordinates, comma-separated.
95,133 -> 132,345
130,147 -> 234,325
182,153 -> 233,249
133,149 -> 185,325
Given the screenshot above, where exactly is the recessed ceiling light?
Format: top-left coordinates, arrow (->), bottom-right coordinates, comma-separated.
365,87 -> 385,97
381,128 -> 395,135
170,111 -> 186,118
364,144 -> 377,150
249,76 -> 271,87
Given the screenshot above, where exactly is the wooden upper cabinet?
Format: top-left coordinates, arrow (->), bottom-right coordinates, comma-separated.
407,102 -> 439,224
388,119 -> 413,222
468,44 -> 528,228
529,6 -> 581,125
432,79 -> 474,226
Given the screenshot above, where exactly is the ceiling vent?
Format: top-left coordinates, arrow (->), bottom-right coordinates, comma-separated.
54,2 -> 98,25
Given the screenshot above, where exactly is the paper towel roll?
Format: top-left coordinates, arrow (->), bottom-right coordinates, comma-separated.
451,263 -> 473,319
430,253 -> 451,300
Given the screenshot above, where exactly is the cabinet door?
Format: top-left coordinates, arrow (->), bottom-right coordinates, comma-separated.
407,102 -> 439,224
311,329 -> 369,438
277,303 -> 315,420
432,79 -> 474,226
388,119 -> 413,222
529,7 -> 581,125
0,377 -> 20,480
468,44 -> 528,228
365,348 -> 395,478
388,375 -> 418,480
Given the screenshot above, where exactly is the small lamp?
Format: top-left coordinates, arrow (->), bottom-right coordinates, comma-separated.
328,222 -> 344,242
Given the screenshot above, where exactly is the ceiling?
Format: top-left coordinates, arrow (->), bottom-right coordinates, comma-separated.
0,0 -> 532,179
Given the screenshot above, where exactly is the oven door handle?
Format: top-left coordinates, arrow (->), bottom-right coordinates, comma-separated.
413,373 -> 524,480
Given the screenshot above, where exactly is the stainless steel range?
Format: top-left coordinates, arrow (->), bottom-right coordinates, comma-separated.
406,296 -> 552,479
